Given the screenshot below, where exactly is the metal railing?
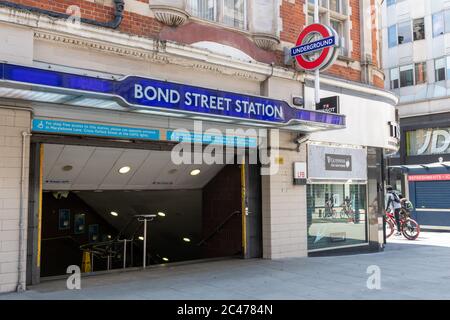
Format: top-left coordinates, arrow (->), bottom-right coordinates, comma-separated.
79,214 -> 156,272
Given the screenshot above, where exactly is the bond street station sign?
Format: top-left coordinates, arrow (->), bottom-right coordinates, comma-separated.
0,63 -> 345,129
290,23 -> 340,71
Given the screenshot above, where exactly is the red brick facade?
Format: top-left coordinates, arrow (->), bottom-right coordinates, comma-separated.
0,0 -> 383,88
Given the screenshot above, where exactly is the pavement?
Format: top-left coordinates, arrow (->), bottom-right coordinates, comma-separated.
1,231 -> 450,300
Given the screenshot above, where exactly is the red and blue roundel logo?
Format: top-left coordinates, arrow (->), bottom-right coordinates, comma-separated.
290,23 -> 340,71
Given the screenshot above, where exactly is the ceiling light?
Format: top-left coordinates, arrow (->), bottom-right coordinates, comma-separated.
183,237 -> 191,243
157,212 -> 166,217
110,211 -> 119,217
190,169 -> 201,176
118,166 -> 131,174
62,165 -> 73,172
107,235 -> 112,239
138,236 -> 144,241
162,257 -> 169,262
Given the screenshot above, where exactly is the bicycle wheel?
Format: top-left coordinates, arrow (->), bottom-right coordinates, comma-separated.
402,219 -> 420,240
385,218 -> 395,239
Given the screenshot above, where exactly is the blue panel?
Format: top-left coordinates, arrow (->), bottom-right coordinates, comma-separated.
415,181 -> 450,209
167,131 -> 258,148
413,180 -> 450,227
0,63 -> 346,127
4,64 -> 114,93
414,211 -> 450,227
32,119 -> 160,141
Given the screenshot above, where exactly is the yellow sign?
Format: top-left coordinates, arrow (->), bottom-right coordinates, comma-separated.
81,251 -> 92,273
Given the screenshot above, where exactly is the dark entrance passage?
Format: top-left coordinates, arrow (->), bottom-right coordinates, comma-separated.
29,142 -> 261,280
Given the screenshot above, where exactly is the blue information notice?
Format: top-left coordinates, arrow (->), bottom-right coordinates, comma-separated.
32,119 -> 160,141
167,131 -> 258,148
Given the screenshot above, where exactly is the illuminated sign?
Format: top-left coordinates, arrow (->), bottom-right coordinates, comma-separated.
1,63 -> 345,127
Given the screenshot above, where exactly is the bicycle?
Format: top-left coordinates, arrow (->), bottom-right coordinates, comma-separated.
384,210 -> 420,240
339,204 -> 354,222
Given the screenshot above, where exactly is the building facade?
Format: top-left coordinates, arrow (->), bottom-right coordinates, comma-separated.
0,0 -> 396,293
381,0 -> 450,230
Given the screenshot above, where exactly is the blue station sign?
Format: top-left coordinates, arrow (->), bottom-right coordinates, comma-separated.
0,63 -> 345,127
290,36 -> 336,57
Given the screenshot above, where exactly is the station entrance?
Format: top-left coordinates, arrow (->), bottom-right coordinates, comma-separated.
26,135 -> 262,283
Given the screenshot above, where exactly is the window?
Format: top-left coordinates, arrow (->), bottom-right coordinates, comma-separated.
223,0 -> 246,29
307,183 -> 368,251
387,0 -> 396,6
308,0 -> 349,56
399,64 -> 414,87
413,18 -> 425,41
435,57 -> 446,82
329,0 -> 345,14
415,62 -> 427,85
187,0 -> 247,30
391,62 -> 427,88
433,12 -> 445,37
390,68 -> 399,89
397,21 -> 412,44
388,25 -> 398,48
331,19 -> 346,55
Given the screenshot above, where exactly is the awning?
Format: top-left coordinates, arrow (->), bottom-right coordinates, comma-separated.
0,63 -> 346,132
389,162 -> 450,172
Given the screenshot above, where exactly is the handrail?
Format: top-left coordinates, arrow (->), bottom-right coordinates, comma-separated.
197,210 -> 241,246
42,235 -> 81,246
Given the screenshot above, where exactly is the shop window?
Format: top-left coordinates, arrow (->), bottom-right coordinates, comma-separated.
414,62 -> 427,85
433,12 -> 445,37
397,21 -> 412,45
390,68 -> 399,89
388,25 -> 397,48
406,128 -> 450,156
307,184 -> 368,251
187,0 -> 247,30
399,64 -> 414,87
413,18 -> 425,41
435,57 -> 446,82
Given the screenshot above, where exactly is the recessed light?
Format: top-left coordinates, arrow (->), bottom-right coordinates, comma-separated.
190,169 -> 201,176
62,165 -> 73,172
110,211 -> 119,217
162,257 -> 169,262
118,166 -> 131,174
158,212 -> 166,217
138,236 -> 144,241
183,237 -> 191,243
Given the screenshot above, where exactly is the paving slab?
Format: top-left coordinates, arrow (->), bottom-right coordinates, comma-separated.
1,232 -> 450,300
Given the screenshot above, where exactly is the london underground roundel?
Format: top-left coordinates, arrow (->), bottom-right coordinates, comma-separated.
290,23 -> 340,71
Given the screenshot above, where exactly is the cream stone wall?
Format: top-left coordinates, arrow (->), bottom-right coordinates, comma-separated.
262,131 -> 308,259
0,107 -> 31,293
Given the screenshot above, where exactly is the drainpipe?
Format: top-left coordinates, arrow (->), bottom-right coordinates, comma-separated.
0,0 -> 125,29
17,131 -> 31,292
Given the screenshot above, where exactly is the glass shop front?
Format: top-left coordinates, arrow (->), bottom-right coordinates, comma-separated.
306,144 -> 369,252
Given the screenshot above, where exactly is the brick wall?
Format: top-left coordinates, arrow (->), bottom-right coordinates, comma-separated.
0,0 -> 385,87
0,107 -> 30,293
